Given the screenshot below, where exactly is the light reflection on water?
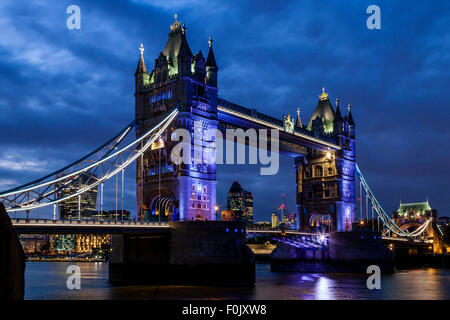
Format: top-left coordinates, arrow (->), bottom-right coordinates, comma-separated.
24,262 -> 450,300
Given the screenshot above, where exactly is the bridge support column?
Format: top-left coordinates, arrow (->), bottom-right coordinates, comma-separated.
109,221 -> 255,285
0,203 -> 25,300
271,231 -> 394,273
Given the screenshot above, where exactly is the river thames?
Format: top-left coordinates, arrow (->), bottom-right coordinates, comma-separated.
24,262 -> 450,300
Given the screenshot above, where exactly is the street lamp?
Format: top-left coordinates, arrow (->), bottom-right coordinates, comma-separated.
214,205 -> 220,221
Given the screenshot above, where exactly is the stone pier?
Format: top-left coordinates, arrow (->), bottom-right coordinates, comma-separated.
0,203 -> 26,300
271,231 -> 394,273
109,221 -> 255,285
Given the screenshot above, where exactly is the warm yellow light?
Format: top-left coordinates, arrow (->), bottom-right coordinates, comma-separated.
151,139 -> 165,150
360,220 -> 364,225
214,205 -> 219,211
326,151 -> 332,160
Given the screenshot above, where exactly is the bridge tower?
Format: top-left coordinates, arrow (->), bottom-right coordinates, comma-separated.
134,15 -> 218,222
295,90 -> 356,232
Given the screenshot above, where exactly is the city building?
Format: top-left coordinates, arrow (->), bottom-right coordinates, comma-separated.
19,234 -> 50,255
392,200 -> 437,221
90,210 -> 131,221
220,210 -> 236,221
254,221 -> 271,228
50,234 -> 111,254
225,181 -> 254,224
56,173 -> 98,220
271,213 -> 279,228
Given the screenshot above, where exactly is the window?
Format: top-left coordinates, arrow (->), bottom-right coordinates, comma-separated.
314,166 -> 323,177
327,167 -> 333,176
192,193 -> 195,200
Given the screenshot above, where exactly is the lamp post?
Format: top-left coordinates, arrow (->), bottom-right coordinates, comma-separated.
215,205 -> 219,221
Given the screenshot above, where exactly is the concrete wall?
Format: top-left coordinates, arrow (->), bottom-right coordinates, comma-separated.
0,203 -> 25,300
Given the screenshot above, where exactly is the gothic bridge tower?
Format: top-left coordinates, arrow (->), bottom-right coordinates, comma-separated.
134,14 -> 219,222
295,88 -> 356,232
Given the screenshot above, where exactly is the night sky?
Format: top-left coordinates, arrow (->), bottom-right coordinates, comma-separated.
1,1 -> 449,221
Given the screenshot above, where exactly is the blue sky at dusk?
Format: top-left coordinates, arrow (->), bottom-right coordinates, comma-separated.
0,0 -> 449,221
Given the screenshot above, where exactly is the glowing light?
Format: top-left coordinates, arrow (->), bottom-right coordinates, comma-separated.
319,235 -> 326,242
214,205 -> 219,211
326,151 -> 332,160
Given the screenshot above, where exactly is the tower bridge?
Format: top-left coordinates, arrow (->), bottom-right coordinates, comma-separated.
0,14 -> 443,284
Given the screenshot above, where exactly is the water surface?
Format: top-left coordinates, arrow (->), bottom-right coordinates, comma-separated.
25,262 -> 450,300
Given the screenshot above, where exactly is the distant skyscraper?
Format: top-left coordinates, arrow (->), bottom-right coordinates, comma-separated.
56,174 -> 97,219
271,212 -> 279,228
243,190 -> 254,224
226,181 -> 254,224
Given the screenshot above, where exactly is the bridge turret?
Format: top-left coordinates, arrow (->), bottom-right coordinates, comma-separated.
135,43 -> 149,91
345,104 -> 355,138
176,24 -> 193,77
333,99 -> 344,135
135,14 -> 218,223
206,36 -> 218,88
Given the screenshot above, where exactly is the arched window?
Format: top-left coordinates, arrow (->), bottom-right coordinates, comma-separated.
314,165 -> 323,177
327,167 -> 333,176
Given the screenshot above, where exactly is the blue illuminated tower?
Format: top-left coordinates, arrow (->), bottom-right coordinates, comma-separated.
134,15 -> 218,221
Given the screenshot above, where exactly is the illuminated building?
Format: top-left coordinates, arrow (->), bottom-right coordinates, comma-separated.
56,173 -> 98,219
50,234 -> 111,254
392,200 -> 437,235
19,234 -> 50,254
296,91 -> 356,232
220,210 -> 236,221
392,200 -> 437,220
75,234 -> 111,253
226,181 -> 254,224
90,210 -> 131,221
50,234 -> 77,252
271,213 -> 279,228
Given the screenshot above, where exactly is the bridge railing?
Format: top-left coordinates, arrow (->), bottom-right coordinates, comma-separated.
12,218 -> 169,227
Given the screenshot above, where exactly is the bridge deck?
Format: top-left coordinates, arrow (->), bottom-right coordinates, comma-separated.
217,98 -> 340,154
11,219 -> 169,234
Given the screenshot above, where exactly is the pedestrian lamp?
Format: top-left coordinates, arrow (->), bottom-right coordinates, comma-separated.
214,205 -> 219,221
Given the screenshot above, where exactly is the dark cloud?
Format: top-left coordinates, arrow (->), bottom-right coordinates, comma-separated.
1,0 -> 449,220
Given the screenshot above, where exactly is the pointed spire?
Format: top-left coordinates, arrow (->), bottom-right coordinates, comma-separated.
135,43 -> 147,75
296,107 -> 303,128
319,87 -> 329,101
170,13 -> 181,32
177,24 -> 192,58
347,104 -> 355,126
334,98 -> 343,121
206,36 -> 218,68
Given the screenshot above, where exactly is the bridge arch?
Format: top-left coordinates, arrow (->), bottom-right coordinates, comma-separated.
309,213 -> 333,232
144,191 -> 176,222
